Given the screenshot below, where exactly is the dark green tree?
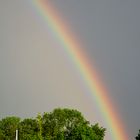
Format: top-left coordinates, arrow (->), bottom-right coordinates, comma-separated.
92,123 -> 106,140
19,118 -> 39,140
66,122 -> 96,140
0,108 -> 106,140
136,130 -> 140,140
42,108 -> 106,140
0,128 -> 5,140
0,116 -> 20,140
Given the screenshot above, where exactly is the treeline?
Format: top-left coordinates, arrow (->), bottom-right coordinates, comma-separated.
0,108 -> 106,140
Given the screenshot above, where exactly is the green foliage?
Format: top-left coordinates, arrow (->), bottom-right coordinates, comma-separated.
36,113 -> 43,140
0,116 -> 20,140
18,118 -> 39,140
136,130 -> 140,140
0,128 -> 5,140
92,123 -> 106,140
67,122 -> 96,139
42,108 -> 86,139
0,108 -> 106,140
42,108 -> 106,140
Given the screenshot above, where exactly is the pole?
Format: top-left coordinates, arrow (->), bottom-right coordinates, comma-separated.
16,129 -> 18,140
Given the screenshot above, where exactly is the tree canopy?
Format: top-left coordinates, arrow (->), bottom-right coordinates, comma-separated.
0,108 -> 106,140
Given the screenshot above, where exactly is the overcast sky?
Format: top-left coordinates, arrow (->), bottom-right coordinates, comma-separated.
0,0 -> 140,140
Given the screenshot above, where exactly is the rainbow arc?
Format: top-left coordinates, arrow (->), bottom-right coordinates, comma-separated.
32,1 -> 128,139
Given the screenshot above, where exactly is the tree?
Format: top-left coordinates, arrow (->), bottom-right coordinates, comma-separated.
136,130 -> 140,140
0,128 -> 5,140
0,108 -> 106,140
42,108 -> 87,139
19,118 -> 39,140
42,108 -> 106,140
92,123 -> 106,140
66,121 -> 96,140
0,116 -> 20,140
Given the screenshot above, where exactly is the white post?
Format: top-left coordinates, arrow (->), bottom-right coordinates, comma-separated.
16,129 -> 18,140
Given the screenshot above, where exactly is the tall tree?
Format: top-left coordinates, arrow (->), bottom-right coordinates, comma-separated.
42,108 -> 106,140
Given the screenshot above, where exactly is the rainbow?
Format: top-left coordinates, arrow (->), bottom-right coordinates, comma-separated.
31,0 -> 128,140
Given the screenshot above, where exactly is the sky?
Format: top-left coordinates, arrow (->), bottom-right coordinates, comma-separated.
0,0 -> 140,140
